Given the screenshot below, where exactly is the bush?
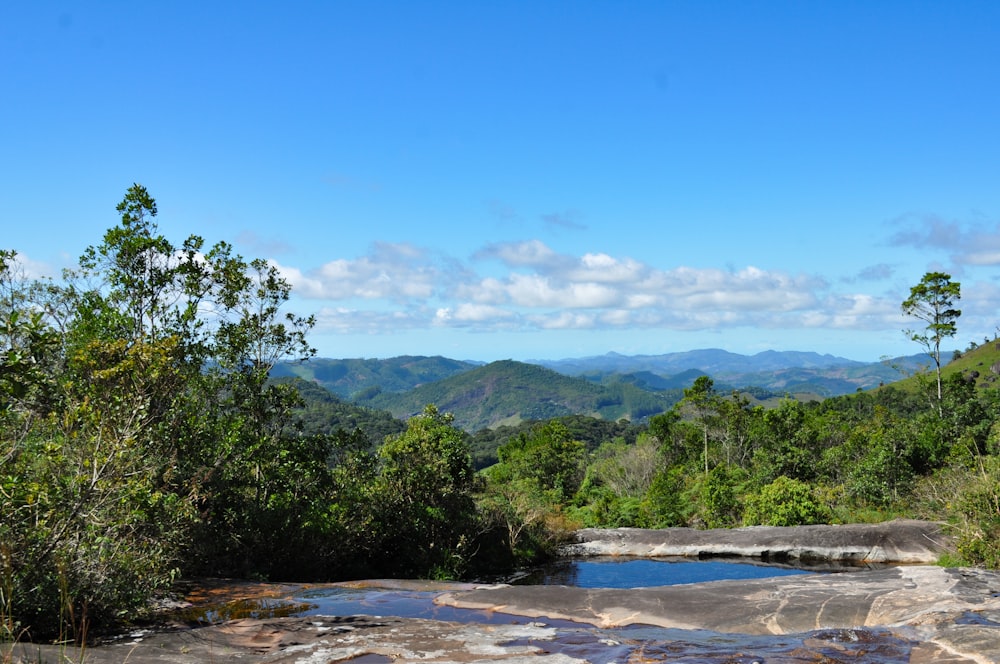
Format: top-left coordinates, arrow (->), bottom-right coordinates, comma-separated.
640,467 -> 689,528
1,428 -> 191,639
953,458 -> 1000,568
700,464 -> 747,528
743,476 -> 830,527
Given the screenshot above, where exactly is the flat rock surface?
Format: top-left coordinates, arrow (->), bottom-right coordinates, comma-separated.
566,519 -> 949,563
6,521 -> 998,663
438,565 -> 1000,661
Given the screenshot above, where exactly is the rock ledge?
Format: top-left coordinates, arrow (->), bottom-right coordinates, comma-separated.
563,518 -> 948,563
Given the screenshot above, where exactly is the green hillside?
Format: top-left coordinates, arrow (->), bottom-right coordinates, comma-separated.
275,377 -> 407,446
356,359 -> 673,432
271,355 -> 476,398
886,340 -> 1000,393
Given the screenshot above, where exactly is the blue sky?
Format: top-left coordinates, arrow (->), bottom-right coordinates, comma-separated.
3,2 -> 999,362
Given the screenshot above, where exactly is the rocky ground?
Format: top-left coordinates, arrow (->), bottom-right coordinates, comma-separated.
5,519 -> 999,663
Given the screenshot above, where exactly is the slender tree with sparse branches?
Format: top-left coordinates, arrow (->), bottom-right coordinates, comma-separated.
902,271 -> 961,415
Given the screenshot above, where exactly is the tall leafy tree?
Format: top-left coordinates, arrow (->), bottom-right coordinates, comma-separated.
681,375 -> 719,475
493,421 -> 587,502
902,271 -> 961,413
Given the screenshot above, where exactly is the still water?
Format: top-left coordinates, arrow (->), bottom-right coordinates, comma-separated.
182,558 -> 818,624
512,556 -> 815,588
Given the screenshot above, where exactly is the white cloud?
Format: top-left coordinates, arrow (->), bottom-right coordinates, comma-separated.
799,294 -> 903,330
475,240 -> 565,269
572,253 -> 647,283
275,242 -> 445,302
442,303 -> 517,324
2,251 -> 54,281
533,311 -> 599,330
501,274 -> 621,308
283,239 -> 911,338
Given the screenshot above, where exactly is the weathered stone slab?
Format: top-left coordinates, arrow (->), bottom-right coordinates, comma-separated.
0,613 -> 956,663
438,565 -> 1000,662
565,519 -> 948,563
2,616 -> 586,664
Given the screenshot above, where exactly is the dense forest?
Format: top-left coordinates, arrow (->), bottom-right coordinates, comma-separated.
2,186 -> 999,644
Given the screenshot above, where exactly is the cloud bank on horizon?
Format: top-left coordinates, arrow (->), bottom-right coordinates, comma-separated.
2,3 -> 999,362
265,216 -> 1000,362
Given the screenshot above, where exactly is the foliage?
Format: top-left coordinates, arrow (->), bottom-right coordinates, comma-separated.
369,405 -> 479,578
1,191 -> 210,636
1,186 -> 322,638
495,421 -> 587,502
748,399 -> 821,486
840,407 -> 915,506
572,434 -> 662,528
280,377 -> 406,448
481,421 -> 587,561
743,476 -> 830,526
469,414 -> 639,469
952,457 -> 1000,568
588,434 -> 661,498
699,464 -> 747,528
681,375 -> 720,476
639,467 -> 690,528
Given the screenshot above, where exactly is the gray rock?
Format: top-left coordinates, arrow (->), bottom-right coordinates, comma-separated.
438,565 -> 1000,663
565,519 -> 948,563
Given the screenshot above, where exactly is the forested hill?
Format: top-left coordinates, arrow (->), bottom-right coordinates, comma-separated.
354,359 -> 670,432
275,377 -> 406,446
270,355 -> 477,398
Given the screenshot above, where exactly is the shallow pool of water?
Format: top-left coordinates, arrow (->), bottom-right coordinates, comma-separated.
177,558 -> 822,626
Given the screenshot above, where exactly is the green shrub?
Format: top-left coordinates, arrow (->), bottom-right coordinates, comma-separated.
700,464 -> 747,528
953,458 -> 1000,568
743,476 -> 830,527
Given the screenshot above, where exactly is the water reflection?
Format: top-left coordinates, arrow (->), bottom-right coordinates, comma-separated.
513,556 -> 818,588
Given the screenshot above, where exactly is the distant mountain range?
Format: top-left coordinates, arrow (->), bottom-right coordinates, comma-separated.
533,348 -> 857,375
272,348 -> 935,432
534,348 -> 930,399
275,349 -> 928,399
534,348 -> 925,378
